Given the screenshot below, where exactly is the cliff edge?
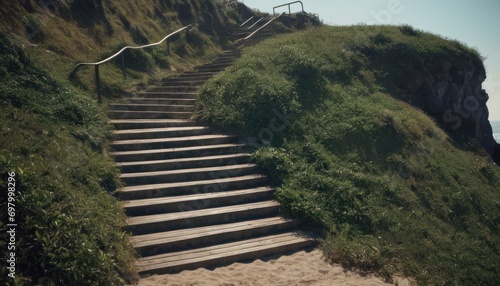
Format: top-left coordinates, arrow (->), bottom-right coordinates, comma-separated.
395,55 -> 499,163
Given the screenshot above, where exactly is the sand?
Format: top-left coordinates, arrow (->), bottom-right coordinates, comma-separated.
133,249 -> 413,286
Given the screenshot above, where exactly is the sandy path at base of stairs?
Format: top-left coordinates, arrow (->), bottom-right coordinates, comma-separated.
132,249 -> 413,286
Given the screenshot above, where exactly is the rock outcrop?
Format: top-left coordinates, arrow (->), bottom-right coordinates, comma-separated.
395,59 -> 499,163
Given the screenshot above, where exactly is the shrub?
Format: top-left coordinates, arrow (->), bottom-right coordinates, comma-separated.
197,26 -> 500,285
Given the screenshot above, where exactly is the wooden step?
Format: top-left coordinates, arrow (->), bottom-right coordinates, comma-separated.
136,92 -> 198,99
169,75 -> 213,82
123,186 -> 274,215
126,98 -> 196,105
136,232 -> 315,275
208,60 -> 235,66
109,119 -> 196,129
111,143 -> 247,162
117,174 -> 268,200
146,85 -> 198,92
161,80 -> 205,86
120,163 -> 260,186
109,110 -> 192,120
215,52 -> 238,58
196,66 -> 229,72
125,201 -> 279,234
198,62 -> 233,69
131,217 -> 299,256
111,134 -> 239,151
176,71 -> 219,78
116,153 -> 251,173
214,55 -> 237,60
113,126 -> 212,140
109,103 -> 195,112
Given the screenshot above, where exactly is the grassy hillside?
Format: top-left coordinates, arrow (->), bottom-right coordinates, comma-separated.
0,1 -> 253,285
0,35 -> 135,285
0,0 -> 250,98
197,25 -> 500,285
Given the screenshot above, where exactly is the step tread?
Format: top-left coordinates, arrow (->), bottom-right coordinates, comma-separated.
120,174 -> 267,193
120,163 -> 258,179
126,201 -> 279,226
137,91 -> 198,95
110,103 -> 195,108
131,216 -> 292,248
175,74 -> 214,77
137,232 -> 314,273
123,186 -> 273,209
110,119 -> 193,124
128,98 -> 196,101
113,126 -> 210,135
196,68 -> 228,72
115,153 -> 251,167
112,134 -> 238,145
110,110 -> 192,115
110,143 -> 245,156
198,63 -> 233,67
162,80 -> 206,83
147,85 -> 199,89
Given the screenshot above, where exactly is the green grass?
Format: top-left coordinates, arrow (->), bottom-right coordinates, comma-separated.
0,2 -> 260,284
1,0 -> 248,101
197,25 -> 500,285
0,35 -> 136,285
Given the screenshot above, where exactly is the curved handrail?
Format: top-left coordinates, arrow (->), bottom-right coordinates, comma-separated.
69,24 -> 195,102
69,24 -> 194,78
273,1 -> 304,16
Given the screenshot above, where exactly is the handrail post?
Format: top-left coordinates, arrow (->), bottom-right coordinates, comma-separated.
289,5 -> 291,16
95,65 -> 102,103
121,53 -> 127,79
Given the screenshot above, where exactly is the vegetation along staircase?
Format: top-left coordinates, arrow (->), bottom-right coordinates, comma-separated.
110,22 -> 315,276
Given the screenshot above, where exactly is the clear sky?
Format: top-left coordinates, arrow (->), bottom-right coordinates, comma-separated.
242,0 -> 500,120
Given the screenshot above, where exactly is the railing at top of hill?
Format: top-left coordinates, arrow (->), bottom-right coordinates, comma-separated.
273,1 -> 304,16
244,14 -> 284,40
69,24 -> 195,103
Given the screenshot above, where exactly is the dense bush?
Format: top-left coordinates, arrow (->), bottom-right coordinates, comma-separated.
197,26 -> 500,285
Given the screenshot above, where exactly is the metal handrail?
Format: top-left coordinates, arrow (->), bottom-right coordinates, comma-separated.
273,1 -> 304,16
69,24 -> 195,102
239,16 -> 255,28
247,17 -> 269,30
244,14 -> 283,40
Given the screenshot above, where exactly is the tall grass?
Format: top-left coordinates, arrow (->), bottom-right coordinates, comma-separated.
0,34 -> 136,285
197,26 -> 500,285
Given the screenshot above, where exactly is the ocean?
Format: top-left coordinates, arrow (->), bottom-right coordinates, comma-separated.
492,120 -> 500,144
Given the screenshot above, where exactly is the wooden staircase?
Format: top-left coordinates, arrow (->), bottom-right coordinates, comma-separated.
110,31 -> 314,277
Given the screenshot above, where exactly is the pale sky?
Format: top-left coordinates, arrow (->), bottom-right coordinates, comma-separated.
242,0 -> 500,120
